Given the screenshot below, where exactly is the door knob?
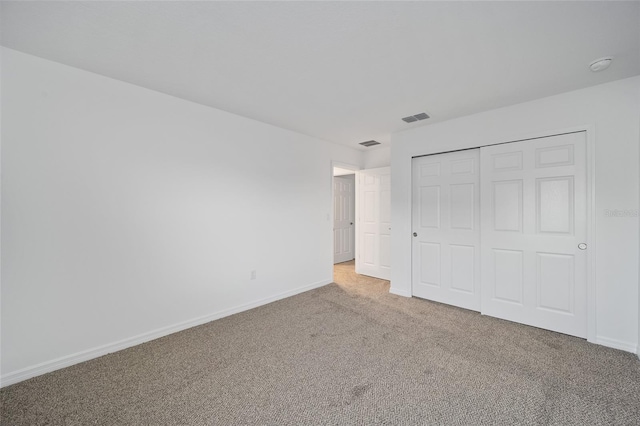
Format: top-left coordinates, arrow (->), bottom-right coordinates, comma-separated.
350,222 -> 353,225
413,232 -> 418,237
578,243 -> 587,250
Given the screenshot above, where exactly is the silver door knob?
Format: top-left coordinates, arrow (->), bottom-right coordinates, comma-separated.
578,243 -> 587,250
413,232 -> 418,237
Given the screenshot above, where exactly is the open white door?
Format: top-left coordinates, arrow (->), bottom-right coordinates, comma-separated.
411,149 -> 481,311
356,167 -> 391,280
334,175 -> 355,264
480,132 -> 587,338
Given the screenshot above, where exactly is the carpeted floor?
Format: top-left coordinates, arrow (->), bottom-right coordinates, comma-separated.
2,260 -> 640,425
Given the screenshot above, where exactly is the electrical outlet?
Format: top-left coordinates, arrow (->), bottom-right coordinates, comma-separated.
251,270 -> 257,280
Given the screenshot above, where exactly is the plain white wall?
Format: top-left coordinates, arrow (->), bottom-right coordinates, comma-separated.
362,146 -> 391,169
391,76 -> 640,353
1,48 -> 363,384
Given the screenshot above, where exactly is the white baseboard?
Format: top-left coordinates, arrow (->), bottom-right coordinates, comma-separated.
595,336 -> 638,354
1,279 -> 332,388
389,287 -> 412,297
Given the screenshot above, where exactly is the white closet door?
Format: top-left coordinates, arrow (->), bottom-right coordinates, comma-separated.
480,132 -> 587,338
411,149 -> 481,311
356,167 -> 391,280
334,175 -> 355,264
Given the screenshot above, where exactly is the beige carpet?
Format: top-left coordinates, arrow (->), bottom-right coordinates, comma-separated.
2,260 -> 640,425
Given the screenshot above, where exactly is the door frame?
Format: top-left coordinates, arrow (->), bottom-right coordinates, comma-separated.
333,174 -> 356,264
330,161 -> 360,276
408,125 -> 596,343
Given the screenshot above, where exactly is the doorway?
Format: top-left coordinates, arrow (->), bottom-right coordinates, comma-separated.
333,168 -> 356,264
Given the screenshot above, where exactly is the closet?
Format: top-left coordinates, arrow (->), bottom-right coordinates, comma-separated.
411,132 -> 588,338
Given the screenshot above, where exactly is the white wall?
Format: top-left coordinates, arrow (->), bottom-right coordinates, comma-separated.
362,146 -> 391,169
0,48 -> 363,385
391,76 -> 640,353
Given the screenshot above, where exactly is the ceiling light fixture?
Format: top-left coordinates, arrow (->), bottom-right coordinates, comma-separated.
359,140 -> 381,147
589,57 -> 613,72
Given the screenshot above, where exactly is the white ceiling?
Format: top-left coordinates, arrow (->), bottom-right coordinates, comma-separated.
2,1 -> 639,150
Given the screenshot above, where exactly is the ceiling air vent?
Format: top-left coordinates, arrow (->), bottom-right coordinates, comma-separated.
359,140 -> 381,147
402,112 -> 430,123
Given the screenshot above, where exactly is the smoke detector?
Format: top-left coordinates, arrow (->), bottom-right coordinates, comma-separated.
589,57 -> 613,72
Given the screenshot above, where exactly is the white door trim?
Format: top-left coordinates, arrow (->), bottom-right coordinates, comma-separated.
407,125 -> 596,343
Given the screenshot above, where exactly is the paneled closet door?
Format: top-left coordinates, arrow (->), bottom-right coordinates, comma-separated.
480,132 -> 587,338
411,149 -> 481,311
